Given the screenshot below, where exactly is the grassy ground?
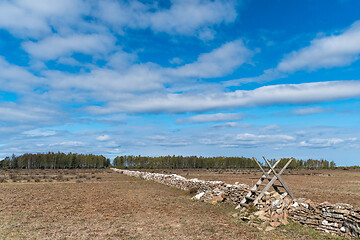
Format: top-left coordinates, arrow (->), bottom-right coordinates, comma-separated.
0,169 -> 348,239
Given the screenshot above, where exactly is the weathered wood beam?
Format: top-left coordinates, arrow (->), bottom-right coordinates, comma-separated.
263,156 -> 295,199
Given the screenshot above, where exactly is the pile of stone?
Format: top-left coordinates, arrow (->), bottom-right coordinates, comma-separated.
218,191 -> 293,232
111,168 -> 249,203
230,191 -> 359,238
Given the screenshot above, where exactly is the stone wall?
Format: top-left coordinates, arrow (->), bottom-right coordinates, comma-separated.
111,168 -> 249,204
288,199 -> 360,238
111,168 -> 360,238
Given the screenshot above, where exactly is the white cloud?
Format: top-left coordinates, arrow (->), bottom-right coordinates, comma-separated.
197,28 -> 216,41
224,20 -> 360,86
0,0 -> 237,41
277,21 -> 360,72
107,51 -> 138,70
57,57 -> 84,66
95,0 -> 150,30
23,34 -> 115,60
38,40 -> 251,102
96,0 -> 237,37
170,40 -> 253,78
147,135 -> 167,140
177,113 -> 244,124
0,57 -> 43,93
293,106 -> 326,115
200,133 -> 296,148
300,137 -> 357,148
49,141 -> 84,147
261,125 -> 280,131
235,133 -> 295,143
44,63 -> 164,99
96,134 -> 110,141
0,0 -> 88,38
149,0 -> 237,35
147,135 -> 191,147
88,80 -> 360,114
169,57 -> 183,65
210,122 -> 246,129
0,102 -> 60,124
23,129 -> 56,137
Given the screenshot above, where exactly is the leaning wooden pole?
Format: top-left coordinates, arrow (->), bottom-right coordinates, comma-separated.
239,156 -> 295,207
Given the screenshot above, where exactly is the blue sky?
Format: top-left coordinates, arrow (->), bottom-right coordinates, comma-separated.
1,0 -> 360,166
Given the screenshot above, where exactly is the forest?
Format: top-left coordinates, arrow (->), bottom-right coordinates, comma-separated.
0,153 -> 338,169
112,155 -> 337,169
0,152 -> 110,169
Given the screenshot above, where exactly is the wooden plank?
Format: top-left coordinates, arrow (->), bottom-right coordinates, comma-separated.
253,176 -> 278,205
240,180 -> 261,204
263,157 -> 295,199
253,157 -> 282,178
253,157 -> 295,205
261,176 -> 273,180
251,189 -> 261,194
252,157 -> 268,177
239,157 -> 283,207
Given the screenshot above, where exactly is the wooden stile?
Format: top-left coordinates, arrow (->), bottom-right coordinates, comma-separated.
237,156 -> 295,208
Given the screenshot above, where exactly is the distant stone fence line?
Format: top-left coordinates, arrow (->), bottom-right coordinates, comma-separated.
111,168 -> 360,238
111,168 -> 249,204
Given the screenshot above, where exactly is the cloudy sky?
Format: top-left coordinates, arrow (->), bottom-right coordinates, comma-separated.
1,0 -> 360,165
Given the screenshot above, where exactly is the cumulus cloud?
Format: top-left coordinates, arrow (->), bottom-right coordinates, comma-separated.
23,33 -> 115,60
200,133 -> 296,148
149,0 -> 237,35
0,57 -> 43,93
23,129 -> 56,137
278,21 -> 360,72
235,133 -> 295,143
0,0 -> 236,42
300,137 -> 357,148
40,40 -> 252,102
0,0 -> 88,38
225,20 -> 360,86
107,51 -> 138,70
96,135 -> 110,141
49,141 -> 85,147
169,40 -> 253,78
0,102 -> 60,124
88,80 -> 360,114
44,63 -> 164,99
177,113 -> 244,124
96,0 -> 237,36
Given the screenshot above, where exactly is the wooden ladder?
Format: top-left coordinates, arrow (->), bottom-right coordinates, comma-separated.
237,156 -> 295,208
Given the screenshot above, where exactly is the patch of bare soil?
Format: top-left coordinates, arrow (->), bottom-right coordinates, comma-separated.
0,169 -> 346,239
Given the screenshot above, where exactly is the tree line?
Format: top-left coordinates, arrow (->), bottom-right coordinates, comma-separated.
0,152 -> 110,169
0,153 -> 339,169
267,158 -> 336,169
112,155 -> 337,169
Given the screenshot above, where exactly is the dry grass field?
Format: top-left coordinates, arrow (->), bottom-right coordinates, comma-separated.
0,169 -> 350,239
